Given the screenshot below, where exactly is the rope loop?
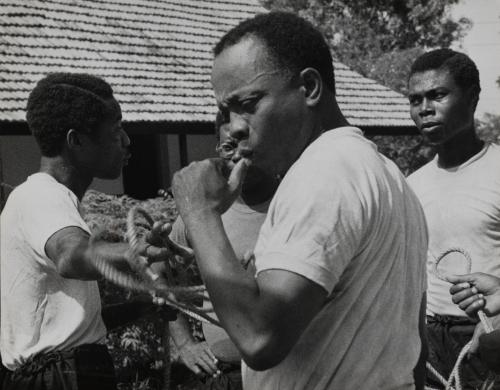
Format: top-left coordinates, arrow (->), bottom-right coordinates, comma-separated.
427,248 -> 496,389
89,206 -> 221,327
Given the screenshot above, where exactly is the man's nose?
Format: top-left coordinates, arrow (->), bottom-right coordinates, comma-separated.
121,129 -> 131,147
229,113 -> 249,140
419,98 -> 434,116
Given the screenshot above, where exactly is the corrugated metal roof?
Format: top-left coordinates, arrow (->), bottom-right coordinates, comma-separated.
0,0 -> 414,128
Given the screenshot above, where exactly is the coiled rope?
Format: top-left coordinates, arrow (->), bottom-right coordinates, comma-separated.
90,206 -> 221,327
426,248 -> 494,390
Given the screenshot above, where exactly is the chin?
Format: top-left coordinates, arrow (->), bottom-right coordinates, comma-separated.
98,169 -> 122,180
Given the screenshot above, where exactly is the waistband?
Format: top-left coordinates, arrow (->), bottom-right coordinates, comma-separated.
8,343 -> 109,376
427,314 -> 478,326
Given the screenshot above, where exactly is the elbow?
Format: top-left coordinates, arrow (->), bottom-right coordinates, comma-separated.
239,333 -> 292,371
56,256 -> 76,279
56,251 -> 94,280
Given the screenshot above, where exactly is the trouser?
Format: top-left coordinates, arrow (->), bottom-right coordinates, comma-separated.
426,314 -> 500,389
201,361 -> 242,390
1,344 -> 117,390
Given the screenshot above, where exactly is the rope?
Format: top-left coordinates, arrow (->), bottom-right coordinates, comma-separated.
90,206 -> 222,328
434,247 -> 493,333
426,248 -> 496,389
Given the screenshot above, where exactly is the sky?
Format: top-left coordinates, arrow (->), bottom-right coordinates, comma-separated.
451,0 -> 500,118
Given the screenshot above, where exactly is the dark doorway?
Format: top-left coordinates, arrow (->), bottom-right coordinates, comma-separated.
123,134 -> 165,200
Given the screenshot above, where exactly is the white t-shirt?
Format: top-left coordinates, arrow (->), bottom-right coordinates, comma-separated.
0,173 -> 106,370
408,143 -> 500,317
243,127 -> 428,390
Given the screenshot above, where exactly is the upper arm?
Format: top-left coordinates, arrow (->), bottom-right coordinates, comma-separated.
239,269 -> 327,369
258,268 -> 327,330
45,226 -> 93,279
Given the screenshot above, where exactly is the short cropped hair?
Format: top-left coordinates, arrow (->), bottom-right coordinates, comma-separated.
214,12 -> 335,93
409,49 -> 480,95
26,73 -> 116,157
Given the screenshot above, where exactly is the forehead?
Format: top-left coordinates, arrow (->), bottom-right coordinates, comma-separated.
211,37 -> 282,101
408,69 -> 457,93
102,97 -> 122,121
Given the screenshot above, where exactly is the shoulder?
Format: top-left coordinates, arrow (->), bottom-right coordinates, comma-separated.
407,159 -> 435,188
291,127 -> 379,178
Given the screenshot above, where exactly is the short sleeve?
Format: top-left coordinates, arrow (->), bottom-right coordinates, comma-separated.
20,185 -> 90,266
254,137 -> 369,294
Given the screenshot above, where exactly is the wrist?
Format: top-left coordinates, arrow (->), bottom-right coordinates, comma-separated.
176,337 -> 197,351
182,207 -> 220,227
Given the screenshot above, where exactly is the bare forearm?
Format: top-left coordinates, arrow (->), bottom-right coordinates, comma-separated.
184,210 -> 294,369
59,241 -> 130,280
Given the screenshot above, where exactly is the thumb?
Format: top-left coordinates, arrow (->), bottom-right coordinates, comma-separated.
227,158 -> 251,194
447,273 -> 474,284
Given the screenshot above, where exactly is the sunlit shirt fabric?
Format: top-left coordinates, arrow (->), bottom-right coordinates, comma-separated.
244,127 -> 428,390
408,143 -> 500,317
0,173 -> 106,370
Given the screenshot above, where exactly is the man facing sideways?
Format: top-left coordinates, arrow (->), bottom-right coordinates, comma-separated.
0,73 -> 175,390
168,114 -> 277,389
171,12 -> 428,390
407,48 -> 500,389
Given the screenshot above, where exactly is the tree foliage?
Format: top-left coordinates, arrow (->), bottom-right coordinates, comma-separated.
477,113 -> 500,144
260,0 -> 471,94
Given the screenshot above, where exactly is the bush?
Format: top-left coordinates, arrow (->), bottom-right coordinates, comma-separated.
81,191 -> 201,390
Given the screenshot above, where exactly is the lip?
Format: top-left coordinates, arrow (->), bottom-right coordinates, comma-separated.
420,122 -> 441,131
123,153 -> 132,165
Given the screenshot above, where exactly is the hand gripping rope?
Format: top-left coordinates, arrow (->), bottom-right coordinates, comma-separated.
425,248 -> 495,390
89,205 -> 222,328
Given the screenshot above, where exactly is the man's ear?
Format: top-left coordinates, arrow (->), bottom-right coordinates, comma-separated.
299,67 -> 322,108
66,129 -> 82,150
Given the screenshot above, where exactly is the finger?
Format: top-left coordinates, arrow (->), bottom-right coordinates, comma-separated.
447,274 -> 476,284
458,294 -> 483,311
200,350 -> 218,373
465,298 -> 486,317
227,158 -> 250,194
146,246 -> 173,263
203,345 -> 218,363
164,236 -> 195,260
161,222 -> 173,237
195,359 -> 215,376
451,286 -> 477,304
189,363 -> 203,377
145,221 -> 165,246
450,282 -> 471,294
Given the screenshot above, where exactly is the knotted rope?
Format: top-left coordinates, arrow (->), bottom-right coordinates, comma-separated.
90,205 -> 221,327
426,248 -> 494,390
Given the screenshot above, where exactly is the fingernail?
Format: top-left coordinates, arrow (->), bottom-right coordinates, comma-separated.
471,287 -> 478,294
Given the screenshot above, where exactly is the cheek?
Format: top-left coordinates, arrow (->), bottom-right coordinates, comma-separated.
410,107 -> 420,123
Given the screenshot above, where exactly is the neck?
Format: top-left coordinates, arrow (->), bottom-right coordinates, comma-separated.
239,175 -> 278,206
436,128 -> 484,169
321,96 -> 350,131
39,156 -> 93,199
